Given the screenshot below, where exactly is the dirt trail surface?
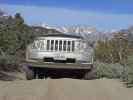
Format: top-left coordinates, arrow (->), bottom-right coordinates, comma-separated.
0,78 -> 133,100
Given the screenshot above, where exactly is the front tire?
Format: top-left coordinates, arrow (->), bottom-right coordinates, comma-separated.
83,65 -> 94,80
26,67 -> 34,80
84,70 -> 91,80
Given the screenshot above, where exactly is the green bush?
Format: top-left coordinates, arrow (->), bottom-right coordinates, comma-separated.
90,62 -> 123,79
125,56 -> 133,86
91,57 -> 133,87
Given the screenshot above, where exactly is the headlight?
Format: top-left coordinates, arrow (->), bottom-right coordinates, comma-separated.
32,40 -> 44,50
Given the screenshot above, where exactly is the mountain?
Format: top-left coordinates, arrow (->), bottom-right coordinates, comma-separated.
41,24 -> 122,43
42,24 -> 97,34
41,24 -> 99,42
0,9 -> 4,16
120,26 -> 133,47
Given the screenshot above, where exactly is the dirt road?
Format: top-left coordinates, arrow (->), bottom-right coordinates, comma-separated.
0,78 -> 133,100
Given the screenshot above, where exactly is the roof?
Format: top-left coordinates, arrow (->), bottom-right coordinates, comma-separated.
41,33 -> 83,39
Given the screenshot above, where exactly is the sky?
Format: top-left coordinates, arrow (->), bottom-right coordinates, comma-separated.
0,0 -> 133,31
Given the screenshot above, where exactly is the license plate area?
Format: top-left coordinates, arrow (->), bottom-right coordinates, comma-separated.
54,55 -> 66,60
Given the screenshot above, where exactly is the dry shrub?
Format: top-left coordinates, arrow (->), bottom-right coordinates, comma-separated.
0,55 -> 23,72
91,62 -> 123,79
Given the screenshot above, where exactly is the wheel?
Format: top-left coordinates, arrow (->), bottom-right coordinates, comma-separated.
83,67 -> 94,80
84,71 -> 90,80
21,64 -> 35,80
26,67 -> 34,80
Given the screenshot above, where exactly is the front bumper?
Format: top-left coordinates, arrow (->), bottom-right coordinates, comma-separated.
25,60 -> 93,69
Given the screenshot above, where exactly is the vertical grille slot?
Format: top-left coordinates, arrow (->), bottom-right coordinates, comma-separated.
51,40 -> 54,51
55,40 -> 58,51
67,41 -> 71,52
72,41 -> 75,52
59,40 -> 62,51
46,40 -> 50,51
63,41 -> 67,51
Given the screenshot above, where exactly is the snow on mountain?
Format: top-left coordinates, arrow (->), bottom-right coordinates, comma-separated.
41,24 -> 118,42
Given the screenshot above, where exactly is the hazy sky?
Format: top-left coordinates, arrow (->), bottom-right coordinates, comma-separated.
0,0 -> 133,30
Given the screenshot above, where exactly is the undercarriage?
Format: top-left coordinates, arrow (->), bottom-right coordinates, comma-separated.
24,62 -> 93,80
